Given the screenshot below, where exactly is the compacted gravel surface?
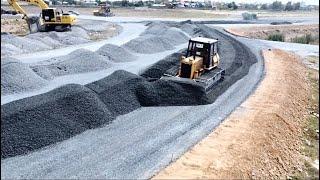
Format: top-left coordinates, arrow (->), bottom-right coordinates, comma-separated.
1,21 -> 265,179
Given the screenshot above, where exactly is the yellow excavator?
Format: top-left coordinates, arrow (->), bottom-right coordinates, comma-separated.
7,0 -> 77,33
163,37 -> 225,91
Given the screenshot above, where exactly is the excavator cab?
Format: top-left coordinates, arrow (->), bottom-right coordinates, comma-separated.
39,8 -> 76,31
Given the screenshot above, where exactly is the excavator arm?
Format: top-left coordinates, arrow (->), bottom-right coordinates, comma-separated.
7,0 -> 49,17
7,0 -> 50,33
7,0 -> 76,33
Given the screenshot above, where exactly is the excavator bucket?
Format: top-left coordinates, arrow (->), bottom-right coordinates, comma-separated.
26,16 -> 40,33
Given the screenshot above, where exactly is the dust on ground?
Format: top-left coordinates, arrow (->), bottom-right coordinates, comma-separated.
1,17 -> 121,56
226,24 -> 319,45
1,17 -> 120,40
1,18 -> 29,36
153,49 -> 316,179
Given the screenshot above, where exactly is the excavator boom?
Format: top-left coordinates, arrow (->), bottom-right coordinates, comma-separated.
7,0 -> 76,33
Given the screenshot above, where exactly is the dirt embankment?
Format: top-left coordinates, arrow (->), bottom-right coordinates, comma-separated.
153,49 -> 312,179
226,24 -> 319,45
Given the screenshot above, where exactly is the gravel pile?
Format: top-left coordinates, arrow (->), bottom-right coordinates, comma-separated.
26,33 -> 64,48
123,22 -> 188,54
97,44 -> 137,62
1,33 -> 51,54
140,51 -> 184,79
142,22 -> 170,35
76,21 -> 114,31
179,23 -> 201,36
1,27 -> 90,55
47,29 -> 90,45
1,70 -> 212,158
1,23 -> 258,160
136,78 -> 209,106
1,43 -> 23,56
31,66 -> 54,80
161,27 -> 189,45
1,84 -> 113,159
123,35 -> 174,54
1,58 -> 48,95
86,70 -> 144,115
31,49 -> 112,77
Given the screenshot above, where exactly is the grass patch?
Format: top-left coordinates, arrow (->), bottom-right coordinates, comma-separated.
291,68 -> 319,179
291,34 -> 319,45
242,12 -> 257,20
307,56 -> 318,64
267,33 -> 285,42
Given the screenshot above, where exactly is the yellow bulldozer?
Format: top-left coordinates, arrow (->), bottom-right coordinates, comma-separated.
163,37 -> 225,91
7,0 -> 77,33
93,3 -> 114,17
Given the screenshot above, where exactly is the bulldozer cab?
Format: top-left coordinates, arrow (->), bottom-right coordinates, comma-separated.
186,37 -> 219,69
186,37 -> 218,58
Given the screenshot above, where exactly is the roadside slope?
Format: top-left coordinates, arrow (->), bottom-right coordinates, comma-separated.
153,49 -> 310,179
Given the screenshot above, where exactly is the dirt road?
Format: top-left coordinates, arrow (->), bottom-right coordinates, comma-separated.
154,49 -> 310,179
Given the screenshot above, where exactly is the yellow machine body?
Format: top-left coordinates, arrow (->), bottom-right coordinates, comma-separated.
40,8 -> 76,26
7,0 -> 77,32
163,37 -> 225,91
179,53 -> 220,79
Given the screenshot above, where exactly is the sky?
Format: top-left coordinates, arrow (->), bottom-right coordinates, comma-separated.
214,0 -> 319,5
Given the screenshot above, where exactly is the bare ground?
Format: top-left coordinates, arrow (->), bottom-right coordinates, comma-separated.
2,5 -> 318,19
153,49 -> 314,179
226,24 -> 319,45
1,18 -> 29,36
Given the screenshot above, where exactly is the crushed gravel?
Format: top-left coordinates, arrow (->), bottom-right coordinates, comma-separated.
26,33 -> 64,48
142,22 -> 170,35
1,23 -> 258,161
179,23 -> 201,36
97,44 -> 137,62
86,70 -> 144,115
1,33 -> 51,54
123,22 -> 189,54
1,22 -> 118,56
31,49 -> 112,77
1,69 -> 212,158
136,78 -> 210,106
1,58 -> 48,95
123,35 -> 175,54
161,27 -> 189,45
1,43 -> 23,56
1,84 -> 113,159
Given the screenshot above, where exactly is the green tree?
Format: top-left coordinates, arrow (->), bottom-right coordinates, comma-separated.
227,1 -> 238,10
260,3 -> 268,10
285,1 -> 293,11
271,1 -> 283,11
293,2 -> 300,10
